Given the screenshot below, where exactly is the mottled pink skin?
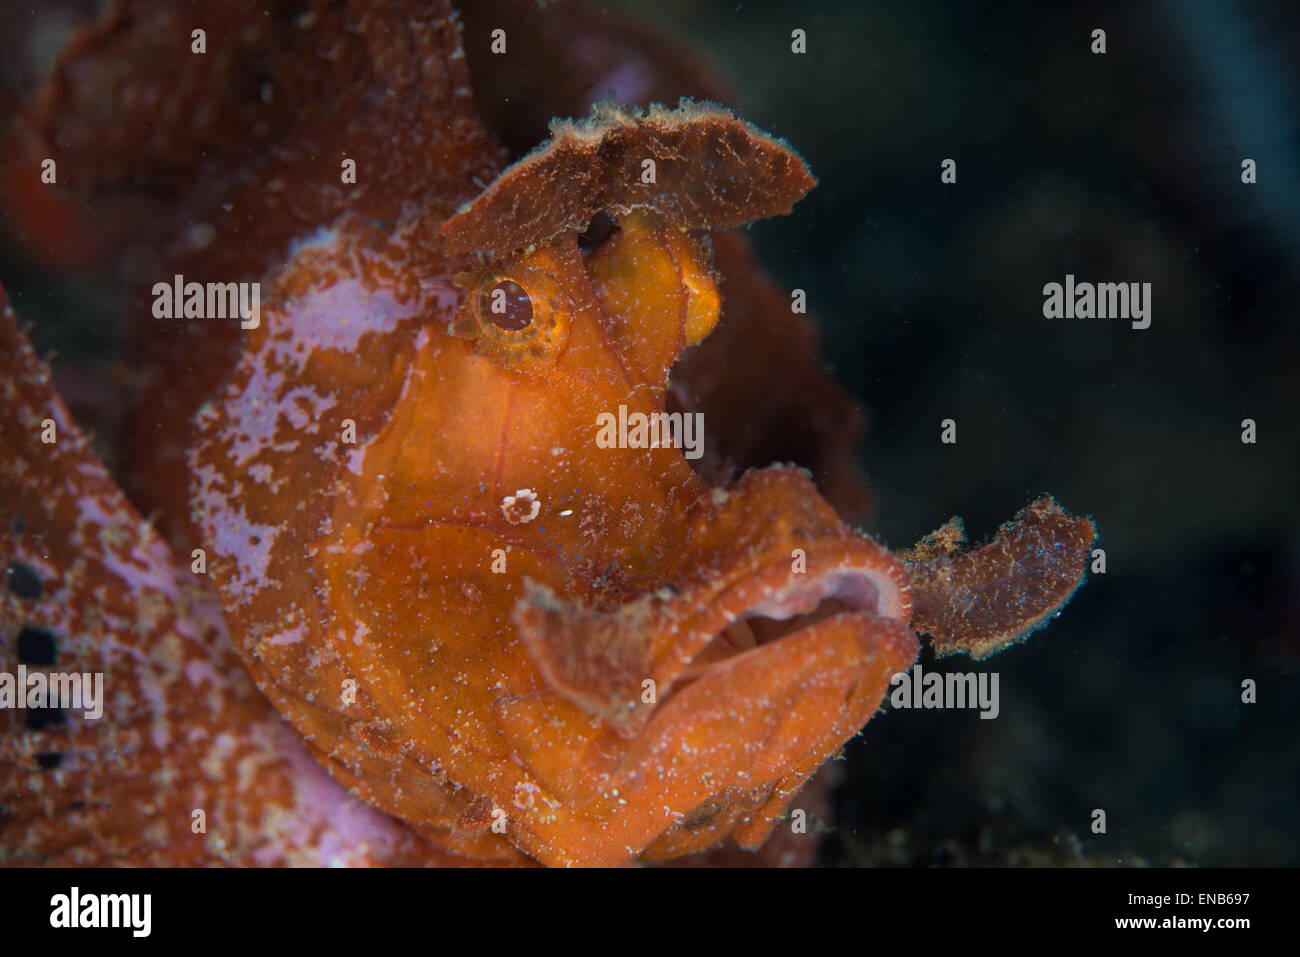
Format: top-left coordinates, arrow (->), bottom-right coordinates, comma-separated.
0,287 -> 441,866
257,725 -> 439,867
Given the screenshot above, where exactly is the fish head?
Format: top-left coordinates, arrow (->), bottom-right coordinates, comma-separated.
192,102 -> 919,867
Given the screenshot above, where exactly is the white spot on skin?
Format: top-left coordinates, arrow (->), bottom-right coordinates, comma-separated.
513,780 -> 540,810
501,488 -> 541,524
265,626 -> 306,647
351,621 -> 371,646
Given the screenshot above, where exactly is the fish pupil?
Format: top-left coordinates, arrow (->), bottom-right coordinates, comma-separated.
483,279 -> 533,332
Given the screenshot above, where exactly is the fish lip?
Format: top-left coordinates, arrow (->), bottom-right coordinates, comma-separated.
649,538 -> 914,695
509,517 -> 914,745
623,548 -> 920,859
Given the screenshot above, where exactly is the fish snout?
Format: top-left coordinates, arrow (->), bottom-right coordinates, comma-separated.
513,466 -> 919,862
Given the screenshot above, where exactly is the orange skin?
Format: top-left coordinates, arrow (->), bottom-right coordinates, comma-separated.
190,168 -> 918,865
3,1 -> 1093,869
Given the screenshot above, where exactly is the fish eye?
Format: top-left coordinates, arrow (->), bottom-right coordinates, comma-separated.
455,261 -> 570,369
481,278 -> 533,332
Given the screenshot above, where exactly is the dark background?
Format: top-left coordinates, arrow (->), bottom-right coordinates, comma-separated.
2,0 -> 1297,866
610,0 -> 1299,866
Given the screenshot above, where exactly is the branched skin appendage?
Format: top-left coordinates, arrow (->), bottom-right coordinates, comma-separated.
901,497 -> 1097,660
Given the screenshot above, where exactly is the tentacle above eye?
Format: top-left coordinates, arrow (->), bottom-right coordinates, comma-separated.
440,99 -> 816,261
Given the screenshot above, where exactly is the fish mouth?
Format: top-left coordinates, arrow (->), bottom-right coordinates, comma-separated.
670,565 -> 904,688
624,543 -> 919,860
622,468 -> 921,859
514,465 -> 918,735
637,539 -> 917,741
510,466 -> 920,863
